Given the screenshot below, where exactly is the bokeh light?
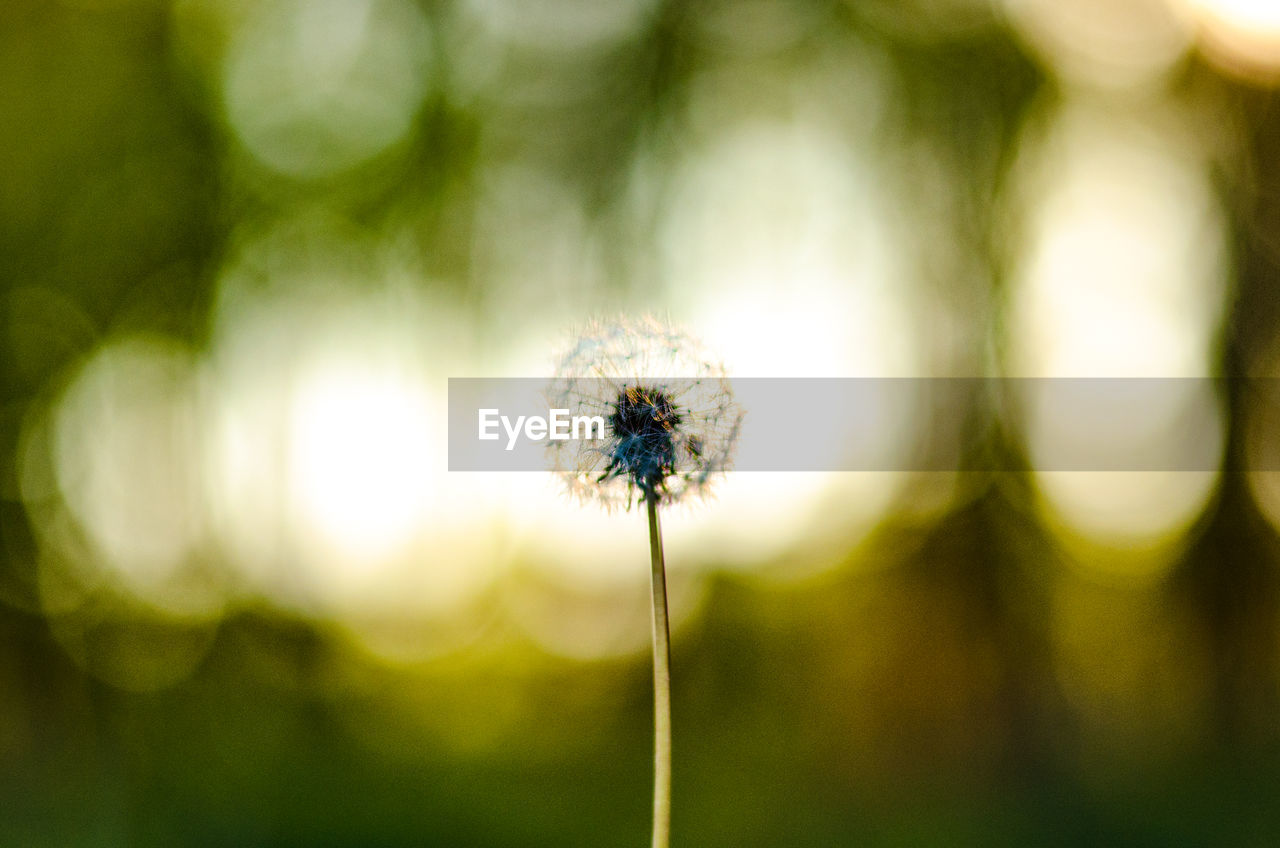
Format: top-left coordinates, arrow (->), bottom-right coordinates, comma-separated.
1001,0 -> 1192,89
286,354 -> 435,563
1184,0 -> 1280,81
200,218 -> 505,630
219,0 -> 432,178
51,336 -> 216,614
457,0 -> 657,52
655,100 -> 925,577
1005,94 -> 1228,575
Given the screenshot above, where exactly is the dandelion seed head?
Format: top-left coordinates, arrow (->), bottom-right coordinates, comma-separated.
546,315 -> 743,510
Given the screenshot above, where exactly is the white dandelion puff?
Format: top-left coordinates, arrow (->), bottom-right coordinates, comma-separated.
545,315 -> 744,510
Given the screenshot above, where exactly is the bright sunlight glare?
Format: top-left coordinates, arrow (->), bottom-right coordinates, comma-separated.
287,361 -> 434,564
1183,0 -> 1280,79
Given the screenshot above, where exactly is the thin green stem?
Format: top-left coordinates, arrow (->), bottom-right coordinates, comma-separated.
646,494 -> 672,848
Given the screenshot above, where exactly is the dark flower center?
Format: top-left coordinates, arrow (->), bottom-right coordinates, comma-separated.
603,385 -> 682,492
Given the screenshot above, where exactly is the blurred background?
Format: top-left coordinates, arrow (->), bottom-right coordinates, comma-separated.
6,0 -> 1280,844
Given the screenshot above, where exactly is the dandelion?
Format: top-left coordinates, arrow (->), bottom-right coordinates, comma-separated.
546,315 -> 743,848
547,315 -> 743,511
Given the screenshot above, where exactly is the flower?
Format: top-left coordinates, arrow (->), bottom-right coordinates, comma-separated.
546,315 -> 744,509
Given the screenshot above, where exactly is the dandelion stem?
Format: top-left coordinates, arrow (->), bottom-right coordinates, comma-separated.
645,492 -> 672,848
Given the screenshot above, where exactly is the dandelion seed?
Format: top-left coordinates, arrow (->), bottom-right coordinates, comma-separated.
545,315 -> 742,848
546,315 -> 743,509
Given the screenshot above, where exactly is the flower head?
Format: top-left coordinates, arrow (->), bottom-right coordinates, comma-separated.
546,315 -> 743,509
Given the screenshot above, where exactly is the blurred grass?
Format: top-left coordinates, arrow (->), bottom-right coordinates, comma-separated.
6,569 -> 1280,847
